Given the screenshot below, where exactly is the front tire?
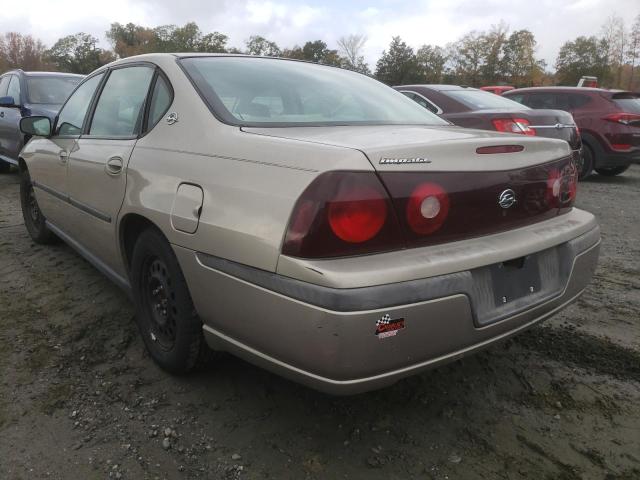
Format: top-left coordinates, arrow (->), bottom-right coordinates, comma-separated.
130,228 -> 209,373
595,165 -> 629,176
20,170 -> 57,244
0,160 -> 11,174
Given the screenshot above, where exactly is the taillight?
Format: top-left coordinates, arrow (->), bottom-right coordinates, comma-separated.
546,163 -> 577,208
603,112 -> 640,126
282,172 -> 403,258
492,118 -> 536,136
327,185 -> 387,243
406,183 -> 450,235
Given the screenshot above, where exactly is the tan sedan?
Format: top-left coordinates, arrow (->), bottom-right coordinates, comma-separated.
18,54 -> 599,394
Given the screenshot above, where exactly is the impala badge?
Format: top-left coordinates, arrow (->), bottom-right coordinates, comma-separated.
498,189 -> 516,209
380,157 -> 431,165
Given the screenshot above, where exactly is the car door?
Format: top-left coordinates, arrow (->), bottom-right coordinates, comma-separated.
27,73 -> 105,229
0,75 -> 21,163
65,64 -> 155,275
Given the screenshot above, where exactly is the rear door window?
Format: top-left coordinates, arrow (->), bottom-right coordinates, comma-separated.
89,66 -> 154,137
569,94 -> 591,109
527,93 -> 555,109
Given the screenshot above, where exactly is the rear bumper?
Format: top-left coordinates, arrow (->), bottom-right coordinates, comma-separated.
597,148 -> 639,167
174,210 -> 600,395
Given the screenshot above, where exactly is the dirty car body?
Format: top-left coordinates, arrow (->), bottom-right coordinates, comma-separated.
19,54 -> 600,394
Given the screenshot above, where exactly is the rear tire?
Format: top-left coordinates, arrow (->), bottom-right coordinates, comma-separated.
0,160 -> 11,174
595,165 -> 629,176
130,228 -> 210,374
20,169 -> 57,244
578,145 -> 594,180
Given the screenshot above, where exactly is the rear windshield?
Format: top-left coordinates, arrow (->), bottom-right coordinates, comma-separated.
445,89 -> 529,111
26,76 -> 82,104
612,93 -> 640,114
179,56 -> 448,127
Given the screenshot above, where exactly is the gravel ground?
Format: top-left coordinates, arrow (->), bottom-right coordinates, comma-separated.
1,166 -> 639,480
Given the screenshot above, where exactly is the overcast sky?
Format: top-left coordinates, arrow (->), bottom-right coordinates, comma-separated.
2,0 -> 639,68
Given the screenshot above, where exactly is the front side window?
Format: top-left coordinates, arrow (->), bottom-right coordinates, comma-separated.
89,66 -> 154,137
7,75 -> 21,103
26,76 -> 82,104
180,56 -> 448,126
526,93 -> 555,109
56,73 -> 104,136
0,76 -> 10,97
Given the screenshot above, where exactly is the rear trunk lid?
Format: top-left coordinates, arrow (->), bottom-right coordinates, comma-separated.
242,124 -> 570,172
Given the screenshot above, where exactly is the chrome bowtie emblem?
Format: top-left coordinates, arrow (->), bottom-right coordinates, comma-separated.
166,112 -> 179,125
498,189 -> 516,209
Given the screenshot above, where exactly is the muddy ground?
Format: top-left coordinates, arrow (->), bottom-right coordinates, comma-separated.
1,166 -> 639,480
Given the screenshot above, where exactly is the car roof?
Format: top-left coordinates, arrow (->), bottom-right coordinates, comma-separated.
395,84 -> 477,92
24,71 -> 84,78
505,86 -> 611,94
1,69 -> 84,78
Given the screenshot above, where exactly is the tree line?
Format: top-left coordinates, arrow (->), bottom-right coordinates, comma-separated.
0,14 -> 639,90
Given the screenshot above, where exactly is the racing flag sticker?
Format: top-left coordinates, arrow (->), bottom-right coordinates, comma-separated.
375,314 -> 405,339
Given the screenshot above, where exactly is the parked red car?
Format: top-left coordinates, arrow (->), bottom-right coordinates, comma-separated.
480,85 -> 515,95
504,87 -> 640,178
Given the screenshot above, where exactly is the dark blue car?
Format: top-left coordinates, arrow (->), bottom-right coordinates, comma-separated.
0,69 -> 83,172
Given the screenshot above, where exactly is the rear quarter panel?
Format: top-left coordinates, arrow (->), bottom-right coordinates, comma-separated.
121,56 -> 372,272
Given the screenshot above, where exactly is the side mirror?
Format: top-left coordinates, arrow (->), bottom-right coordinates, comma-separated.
0,96 -> 16,107
20,116 -> 52,137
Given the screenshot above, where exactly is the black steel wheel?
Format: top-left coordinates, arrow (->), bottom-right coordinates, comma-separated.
19,169 -> 57,244
131,228 -> 210,373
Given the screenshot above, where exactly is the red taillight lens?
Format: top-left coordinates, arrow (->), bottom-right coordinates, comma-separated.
327,185 -> 387,243
282,172 -> 403,258
406,182 -> 450,235
603,112 -> 640,125
546,163 -> 577,208
492,118 -> 536,136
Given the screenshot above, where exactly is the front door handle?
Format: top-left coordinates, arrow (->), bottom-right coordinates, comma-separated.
58,150 -> 69,164
105,156 -> 123,175
0,111 -> 4,118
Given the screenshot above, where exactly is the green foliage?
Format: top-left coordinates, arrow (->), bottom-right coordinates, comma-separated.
555,36 -> 610,86
375,36 -> 422,85
245,35 -> 281,57
283,40 -> 343,66
46,33 -> 115,74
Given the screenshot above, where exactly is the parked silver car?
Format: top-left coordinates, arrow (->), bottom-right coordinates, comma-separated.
18,54 -> 599,394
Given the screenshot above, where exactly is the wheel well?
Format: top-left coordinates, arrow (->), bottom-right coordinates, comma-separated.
119,214 -> 162,271
18,157 -> 27,174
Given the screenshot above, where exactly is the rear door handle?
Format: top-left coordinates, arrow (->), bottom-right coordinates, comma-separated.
0,111 -> 4,118
59,150 -> 69,164
105,156 -> 123,175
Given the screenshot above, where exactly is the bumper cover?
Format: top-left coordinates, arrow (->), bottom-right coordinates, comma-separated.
175,210 -> 600,394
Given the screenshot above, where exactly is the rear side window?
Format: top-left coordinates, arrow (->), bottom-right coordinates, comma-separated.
0,76 -> 10,97
526,93 -> 555,109
147,74 -> 172,129
90,66 -> 154,137
569,94 -> 591,109
611,93 -> 640,114
56,73 -> 105,136
7,75 -> 20,103
505,93 -> 525,104
401,91 -> 441,114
